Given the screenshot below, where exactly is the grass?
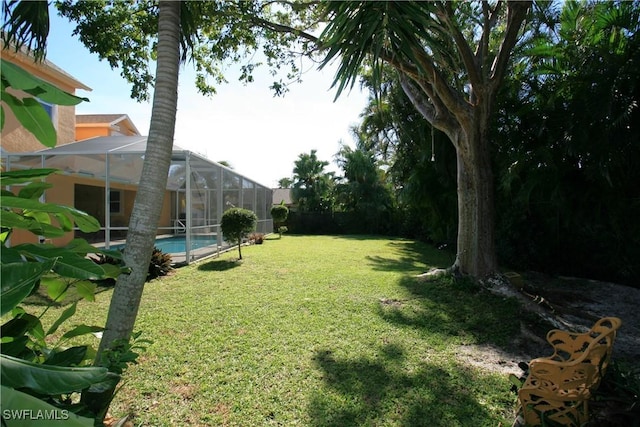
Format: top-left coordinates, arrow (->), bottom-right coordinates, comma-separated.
24,235 -> 523,426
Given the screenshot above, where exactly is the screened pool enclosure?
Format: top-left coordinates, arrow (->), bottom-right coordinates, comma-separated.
4,136 -> 273,263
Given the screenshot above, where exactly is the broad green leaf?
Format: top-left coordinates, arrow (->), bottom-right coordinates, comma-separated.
85,371 -> 120,394
98,262 -> 129,279
0,168 -> 59,186
17,181 -> 53,200
1,92 -> 56,147
54,212 -> 74,232
41,276 -> 69,303
0,336 -> 29,358
1,317 -> 31,339
64,239 -> 104,255
0,197 -> 99,233
14,245 -> 109,280
1,61 -> 89,105
0,210 -> 31,229
75,281 -> 96,302
61,325 -> 104,341
0,260 -> 56,316
24,210 -> 52,224
0,354 -> 108,395
45,302 -> 77,336
26,221 -> 66,238
0,385 -> 94,427
44,346 -> 89,367
27,314 -> 45,346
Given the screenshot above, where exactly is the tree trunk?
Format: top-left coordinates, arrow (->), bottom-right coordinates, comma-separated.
453,123 -> 497,278
96,0 -> 181,362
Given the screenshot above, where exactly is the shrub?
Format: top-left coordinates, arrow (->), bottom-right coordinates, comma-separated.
147,247 -> 174,280
271,204 -> 289,238
221,207 -> 258,259
249,232 -> 265,244
91,247 -> 173,283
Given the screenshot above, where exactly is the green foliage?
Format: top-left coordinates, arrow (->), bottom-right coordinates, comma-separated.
0,60 -> 88,147
493,0 -> 640,285
334,140 -> 396,235
221,207 -> 257,259
98,331 -> 152,377
147,247 -> 173,281
592,361 -> 640,425
270,204 -> 289,238
0,169 -> 132,424
291,150 -> 335,213
270,204 -> 289,224
54,0 -> 319,101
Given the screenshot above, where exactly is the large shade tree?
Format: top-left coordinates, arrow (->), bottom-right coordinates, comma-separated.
319,1 -> 532,278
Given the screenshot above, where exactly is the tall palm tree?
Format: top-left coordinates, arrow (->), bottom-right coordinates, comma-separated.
320,1 -> 531,278
3,1 -> 185,411
292,149 -> 334,212
95,0 -> 181,359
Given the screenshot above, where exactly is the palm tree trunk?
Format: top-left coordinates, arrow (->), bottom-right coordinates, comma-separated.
96,0 -> 181,370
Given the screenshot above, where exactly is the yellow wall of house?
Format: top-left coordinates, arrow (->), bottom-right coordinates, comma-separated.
1,49 -> 85,152
75,126 -> 110,141
8,174 -> 175,247
1,102 -> 76,152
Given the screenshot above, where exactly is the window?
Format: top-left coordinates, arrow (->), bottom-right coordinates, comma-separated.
109,190 -> 123,214
38,100 -> 57,128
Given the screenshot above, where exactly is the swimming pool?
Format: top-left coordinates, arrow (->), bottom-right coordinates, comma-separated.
111,235 -> 217,254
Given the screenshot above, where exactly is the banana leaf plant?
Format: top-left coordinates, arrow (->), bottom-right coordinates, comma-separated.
1,168 -> 130,426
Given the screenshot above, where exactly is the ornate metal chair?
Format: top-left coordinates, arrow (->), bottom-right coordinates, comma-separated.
518,317 -> 622,426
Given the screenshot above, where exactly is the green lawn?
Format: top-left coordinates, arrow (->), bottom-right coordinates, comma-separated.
33,235 -> 523,426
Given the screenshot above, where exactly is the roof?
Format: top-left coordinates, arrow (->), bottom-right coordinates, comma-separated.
1,43 -> 92,92
272,188 -> 294,205
76,114 -> 142,136
31,136 -> 185,154
76,114 -> 129,124
5,136 -> 271,189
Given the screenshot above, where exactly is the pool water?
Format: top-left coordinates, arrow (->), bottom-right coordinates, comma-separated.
111,235 -> 217,254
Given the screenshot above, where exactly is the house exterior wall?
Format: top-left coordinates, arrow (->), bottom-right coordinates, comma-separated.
2,99 -> 76,152
1,48 -> 88,152
76,126 -> 111,141
8,174 -> 175,247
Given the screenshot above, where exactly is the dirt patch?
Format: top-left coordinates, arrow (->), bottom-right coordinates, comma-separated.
454,272 -> 640,376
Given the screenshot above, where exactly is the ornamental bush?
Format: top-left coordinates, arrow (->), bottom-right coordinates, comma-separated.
221,208 -> 257,259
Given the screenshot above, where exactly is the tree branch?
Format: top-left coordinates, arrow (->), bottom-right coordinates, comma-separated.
249,15 -> 319,45
490,1 -> 531,87
438,2 -> 482,89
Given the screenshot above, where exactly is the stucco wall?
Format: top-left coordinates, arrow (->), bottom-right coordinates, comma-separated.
8,173 -> 175,247
76,126 -> 110,141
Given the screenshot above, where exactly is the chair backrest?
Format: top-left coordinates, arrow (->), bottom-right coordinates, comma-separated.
584,317 -> 622,386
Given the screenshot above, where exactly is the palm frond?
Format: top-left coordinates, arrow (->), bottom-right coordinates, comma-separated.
1,0 -> 50,61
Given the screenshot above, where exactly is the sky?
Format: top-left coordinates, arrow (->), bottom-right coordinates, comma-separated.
44,11 -> 370,188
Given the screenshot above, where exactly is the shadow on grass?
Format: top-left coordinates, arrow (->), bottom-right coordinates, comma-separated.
378,275 -> 521,347
308,343 -> 501,427
24,284 -> 113,307
365,239 -> 454,274
360,238 -> 521,348
197,259 -> 242,272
